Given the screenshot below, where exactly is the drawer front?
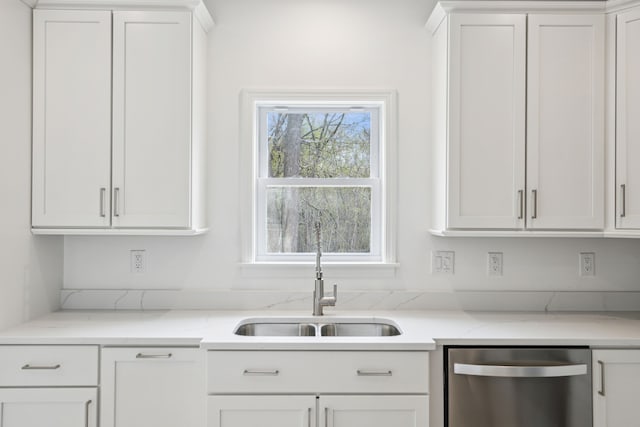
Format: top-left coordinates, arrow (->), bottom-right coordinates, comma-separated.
207,351 -> 429,394
0,346 -> 99,386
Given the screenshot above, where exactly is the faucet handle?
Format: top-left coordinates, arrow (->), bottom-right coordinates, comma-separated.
332,284 -> 338,302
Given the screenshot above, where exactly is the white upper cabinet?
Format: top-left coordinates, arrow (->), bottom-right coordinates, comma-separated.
112,11 -> 193,228
429,4 -> 605,235
527,14 -> 605,230
446,14 -> 526,229
32,10 -> 112,228
31,2 -> 211,235
616,6 -> 640,229
593,350 -> 640,427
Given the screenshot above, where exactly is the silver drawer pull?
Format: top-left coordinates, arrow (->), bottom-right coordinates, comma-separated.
85,400 -> 92,427
357,369 -> 393,376
21,364 -> 61,370
136,353 -> 172,359
113,187 -> 120,217
243,369 -> 279,376
597,360 -> 605,396
100,188 -> 106,217
517,189 -> 524,219
531,189 -> 538,219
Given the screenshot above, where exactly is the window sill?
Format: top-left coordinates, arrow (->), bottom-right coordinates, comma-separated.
240,262 -> 399,279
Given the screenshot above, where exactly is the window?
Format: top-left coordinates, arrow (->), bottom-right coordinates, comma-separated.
241,91 -> 396,264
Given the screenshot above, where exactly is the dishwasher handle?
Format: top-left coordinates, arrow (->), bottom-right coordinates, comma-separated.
454,362 -> 588,378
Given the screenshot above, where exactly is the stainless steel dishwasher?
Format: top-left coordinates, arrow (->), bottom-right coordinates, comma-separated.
446,347 -> 592,427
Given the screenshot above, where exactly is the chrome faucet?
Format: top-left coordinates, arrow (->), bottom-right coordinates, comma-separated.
313,222 -> 337,316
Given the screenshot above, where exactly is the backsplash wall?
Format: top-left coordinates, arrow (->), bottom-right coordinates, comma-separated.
62,0 -> 640,309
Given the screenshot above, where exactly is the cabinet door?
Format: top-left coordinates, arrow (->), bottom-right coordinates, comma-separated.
112,11 -> 192,228
320,395 -> 428,427
527,14 -> 605,229
447,14 -> 526,229
593,350 -> 640,427
208,396 -> 316,427
0,388 -> 96,427
32,10 -> 111,228
101,348 -> 205,427
616,7 -> 640,229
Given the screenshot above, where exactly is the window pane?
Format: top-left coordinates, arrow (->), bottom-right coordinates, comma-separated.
267,112 -> 371,178
266,187 -> 371,253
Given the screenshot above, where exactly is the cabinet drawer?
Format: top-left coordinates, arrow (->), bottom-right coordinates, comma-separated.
0,346 -> 98,386
207,351 -> 429,394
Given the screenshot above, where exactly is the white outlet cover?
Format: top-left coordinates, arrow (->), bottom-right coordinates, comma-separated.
579,252 -> 595,277
487,252 -> 503,276
130,250 -> 146,274
432,251 -> 454,275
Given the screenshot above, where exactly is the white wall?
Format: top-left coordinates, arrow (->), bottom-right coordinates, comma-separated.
64,0 -> 640,298
0,0 -> 63,328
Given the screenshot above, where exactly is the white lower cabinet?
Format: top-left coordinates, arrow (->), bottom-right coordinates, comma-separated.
593,350 -> 640,426
209,395 -> 427,427
101,347 -> 205,427
207,351 -> 429,427
0,388 -> 97,427
321,395 -> 428,427
209,396 -> 315,427
0,345 -> 99,426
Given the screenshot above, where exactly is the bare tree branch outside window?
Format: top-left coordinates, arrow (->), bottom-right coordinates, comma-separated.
266,111 -> 372,254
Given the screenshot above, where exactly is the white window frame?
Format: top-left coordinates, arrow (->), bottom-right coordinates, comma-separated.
240,90 -> 397,266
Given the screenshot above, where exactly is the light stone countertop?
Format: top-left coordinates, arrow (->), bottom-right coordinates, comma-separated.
0,310 -> 640,349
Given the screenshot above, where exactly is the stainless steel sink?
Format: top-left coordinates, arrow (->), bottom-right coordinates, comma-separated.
320,323 -> 401,337
234,319 -> 401,337
234,322 -> 316,336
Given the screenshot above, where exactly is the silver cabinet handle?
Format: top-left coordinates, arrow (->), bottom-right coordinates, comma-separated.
99,188 -> 106,217
21,364 -> 61,370
598,360 -> 605,396
113,187 -> 120,217
324,407 -> 329,427
136,353 -> 172,359
621,184 -> 627,218
518,189 -> 524,219
531,189 -> 538,219
85,400 -> 92,427
454,362 -> 587,378
308,408 -> 312,427
357,369 -> 393,376
242,369 -> 279,376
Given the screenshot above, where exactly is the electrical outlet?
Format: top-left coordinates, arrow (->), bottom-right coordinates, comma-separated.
487,252 -> 503,276
130,250 -> 146,273
432,251 -> 455,275
579,252 -> 595,277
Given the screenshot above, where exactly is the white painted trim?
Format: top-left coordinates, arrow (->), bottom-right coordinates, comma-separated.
606,0 -> 640,13
34,0 -> 202,10
194,2 -> 214,32
425,3 -> 447,34
31,227 -> 209,235
239,89 -> 398,266
240,262 -> 399,279
432,1 -> 606,14
20,0 -> 37,7
429,229 -> 605,238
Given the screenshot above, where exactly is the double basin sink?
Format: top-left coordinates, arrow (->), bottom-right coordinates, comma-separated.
235,318 -> 401,337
